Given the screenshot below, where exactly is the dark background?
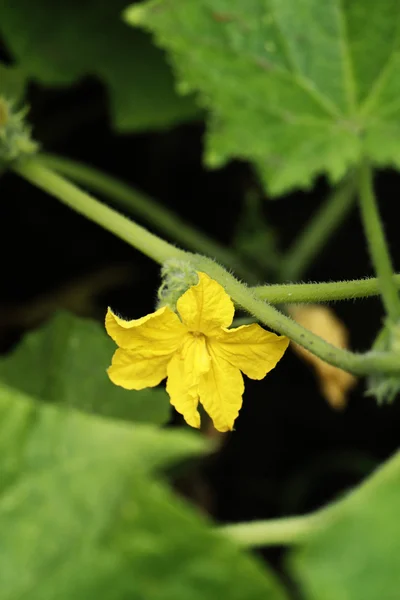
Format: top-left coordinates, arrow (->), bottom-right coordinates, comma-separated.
1,75 -> 400,568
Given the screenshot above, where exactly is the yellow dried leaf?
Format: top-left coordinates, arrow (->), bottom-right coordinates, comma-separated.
288,304 -> 357,410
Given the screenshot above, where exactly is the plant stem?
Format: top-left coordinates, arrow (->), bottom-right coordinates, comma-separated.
38,152 -> 251,280
221,449 -> 400,548
39,155 -> 398,308
13,157 -> 400,376
13,158 -> 187,265
220,511 -> 330,548
358,163 -> 400,322
280,176 -> 356,281
253,275 -> 400,304
190,255 -> 400,376
28,155 -> 400,307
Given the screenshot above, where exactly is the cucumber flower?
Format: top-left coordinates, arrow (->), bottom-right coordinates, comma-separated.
106,272 -> 288,432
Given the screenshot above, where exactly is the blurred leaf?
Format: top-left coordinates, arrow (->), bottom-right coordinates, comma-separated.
127,0 -> 400,195
0,311 -> 171,425
0,384 -> 288,600
288,305 -> 357,410
290,451 -> 400,600
0,63 -> 27,102
233,190 -> 280,274
0,0 -> 199,131
0,383 -> 205,483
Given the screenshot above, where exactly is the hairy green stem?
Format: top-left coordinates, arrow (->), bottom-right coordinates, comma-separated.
34,154 -> 400,307
253,275 -> 400,304
280,176 -> 356,281
13,157 -> 400,376
190,256 -> 400,376
38,152 -> 251,280
358,163 -> 400,322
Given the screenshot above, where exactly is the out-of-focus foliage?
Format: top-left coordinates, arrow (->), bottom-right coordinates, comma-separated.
289,304 -> 357,410
0,0 -> 199,131
291,451 -> 400,600
0,311 -> 171,424
0,63 -> 26,101
233,191 -> 280,274
0,384 -> 289,600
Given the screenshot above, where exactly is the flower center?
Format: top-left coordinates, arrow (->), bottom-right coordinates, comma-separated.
190,330 -> 205,339
187,331 -> 210,374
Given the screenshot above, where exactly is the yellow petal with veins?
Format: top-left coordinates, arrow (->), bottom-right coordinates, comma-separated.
177,272 -> 234,335
211,323 -> 289,379
108,347 -> 170,390
289,304 -> 357,410
199,344 -> 244,432
166,334 -> 211,428
105,305 -> 187,351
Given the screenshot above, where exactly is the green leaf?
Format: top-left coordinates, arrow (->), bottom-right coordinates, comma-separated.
0,385 -> 288,600
0,311 -> 171,425
0,63 -> 27,102
126,0 -> 400,195
0,383 -> 205,484
0,0 -> 199,131
233,190 -> 280,273
290,451 -> 400,600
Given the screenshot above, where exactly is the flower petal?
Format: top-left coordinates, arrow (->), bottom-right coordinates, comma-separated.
166,334 -> 211,429
177,272 -> 234,334
105,305 -> 187,351
107,347 -> 169,390
211,323 -> 289,379
199,345 -> 244,432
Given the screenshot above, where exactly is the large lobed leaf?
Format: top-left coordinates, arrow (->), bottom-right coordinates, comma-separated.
0,385 -> 288,600
0,0 -> 199,131
126,0 -> 400,195
0,311 -> 171,425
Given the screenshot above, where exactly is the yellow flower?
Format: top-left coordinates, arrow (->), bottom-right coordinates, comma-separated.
106,272 -> 288,432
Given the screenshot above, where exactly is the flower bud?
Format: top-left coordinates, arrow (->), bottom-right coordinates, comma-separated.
0,97 -> 38,167
157,259 -> 198,310
367,319 -> 400,404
